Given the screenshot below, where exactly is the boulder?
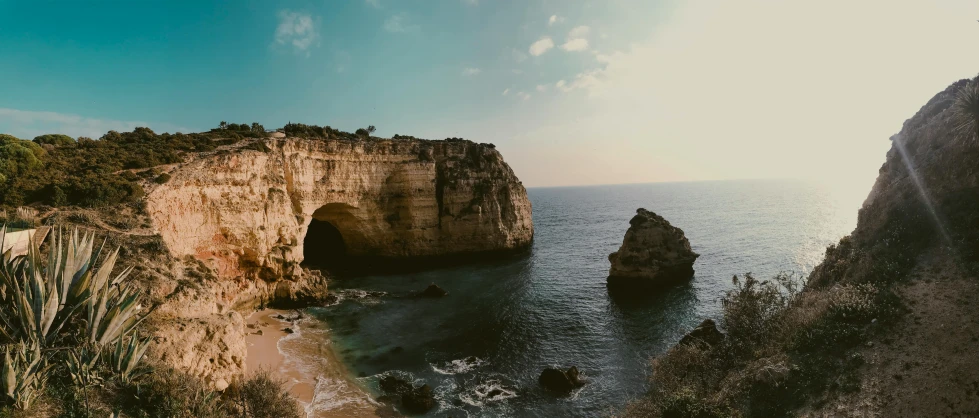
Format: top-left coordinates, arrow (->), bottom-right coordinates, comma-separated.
379,375 -> 413,395
678,319 -> 724,348
539,366 -> 586,393
607,208 -> 699,293
418,283 -> 448,298
401,384 -> 436,414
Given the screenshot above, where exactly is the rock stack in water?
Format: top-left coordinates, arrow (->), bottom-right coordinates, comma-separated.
607,208 -> 699,293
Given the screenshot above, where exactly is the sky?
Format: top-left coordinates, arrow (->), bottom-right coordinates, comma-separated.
1,0 -> 978,192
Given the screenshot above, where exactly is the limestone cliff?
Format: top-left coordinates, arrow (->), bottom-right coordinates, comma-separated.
136,136 -> 532,387
145,137 -> 533,304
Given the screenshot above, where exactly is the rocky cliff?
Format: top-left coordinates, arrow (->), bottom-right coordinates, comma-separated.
146,137 -> 533,302
138,136 -> 533,387
624,76 -> 979,417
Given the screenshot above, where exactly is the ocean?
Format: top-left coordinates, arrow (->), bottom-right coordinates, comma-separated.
288,179 -> 863,417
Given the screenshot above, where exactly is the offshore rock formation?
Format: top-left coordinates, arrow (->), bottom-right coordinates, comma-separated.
607,208 -> 699,292
140,137 -> 532,386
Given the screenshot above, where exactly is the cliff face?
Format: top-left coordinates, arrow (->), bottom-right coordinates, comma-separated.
810,77 -> 979,288
139,137 -> 532,387
625,76 -> 979,417
146,137 -> 533,301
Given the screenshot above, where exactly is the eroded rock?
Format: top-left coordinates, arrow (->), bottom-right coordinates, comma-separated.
402,384 -> 436,414
418,283 -> 448,298
539,366 -> 586,393
607,208 -> 699,293
678,318 -> 724,348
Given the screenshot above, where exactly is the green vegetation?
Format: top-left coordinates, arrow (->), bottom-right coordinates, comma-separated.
623,273 -> 897,417
0,121 -> 473,210
0,226 -> 146,413
0,226 -> 300,417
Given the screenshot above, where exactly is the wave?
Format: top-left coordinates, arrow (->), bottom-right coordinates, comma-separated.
431,356 -> 486,375
323,289 -> 387,307
458,378 -> 518,407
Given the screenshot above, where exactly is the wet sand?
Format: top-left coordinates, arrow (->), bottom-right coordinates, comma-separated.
245,310 -> 392,418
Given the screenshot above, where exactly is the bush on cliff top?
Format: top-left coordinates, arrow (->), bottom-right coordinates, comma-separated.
1,121 -> 476,210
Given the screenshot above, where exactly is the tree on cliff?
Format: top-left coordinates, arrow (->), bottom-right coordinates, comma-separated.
953,80 -> 979,141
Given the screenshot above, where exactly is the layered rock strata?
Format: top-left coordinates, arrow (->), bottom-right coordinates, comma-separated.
142,137 -> 533,385
607,208 -> 699,292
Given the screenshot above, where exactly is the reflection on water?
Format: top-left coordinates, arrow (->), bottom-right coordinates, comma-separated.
296,179 -> 860,417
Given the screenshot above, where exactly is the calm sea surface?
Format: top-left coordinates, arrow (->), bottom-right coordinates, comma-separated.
296,179 -> 863,417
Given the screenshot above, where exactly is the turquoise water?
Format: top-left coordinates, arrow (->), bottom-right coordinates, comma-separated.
303,180 -> 861,417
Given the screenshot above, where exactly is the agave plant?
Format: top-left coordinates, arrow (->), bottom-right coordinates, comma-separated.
0,227 -> 145,347
953,80 -> 979,141
66,345 -> 103,387
1,341 -> 50,410
0,228 -> 101,345
109,331 -> 151,384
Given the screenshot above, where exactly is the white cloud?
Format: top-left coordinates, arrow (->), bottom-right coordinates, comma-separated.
365,0 -> 381,9
512,69 -> 524,74
384,14 -> 418,33
462,67 -> 481,76
536,84 -> 547,92
463,0 -> 478,5
568,25 -> 590,38
560,26 -> 591,52
275,10 -> 318,56
529,37 -> 555,56
0,108 -> 192,139
517,92 -> 531,101
502,88 -> 510,96
561,38 -> 589,51
548,15 -> 565,26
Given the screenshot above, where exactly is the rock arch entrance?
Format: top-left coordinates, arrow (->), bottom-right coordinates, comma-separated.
302,203 -> 370,272
302,219 -> 347,269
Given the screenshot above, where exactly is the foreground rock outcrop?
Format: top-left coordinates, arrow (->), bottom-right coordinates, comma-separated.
607,208 -> 699,292
622,76 -> 979,417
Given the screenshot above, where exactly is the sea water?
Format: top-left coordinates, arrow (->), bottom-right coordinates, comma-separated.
296,179 -> 862,417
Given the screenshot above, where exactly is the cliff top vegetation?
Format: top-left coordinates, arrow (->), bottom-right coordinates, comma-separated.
0,122 -> 477,210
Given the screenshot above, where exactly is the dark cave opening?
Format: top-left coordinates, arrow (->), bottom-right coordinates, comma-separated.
302,218 -> 347,270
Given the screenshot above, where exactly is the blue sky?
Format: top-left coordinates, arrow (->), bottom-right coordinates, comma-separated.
1,0 -> 978,190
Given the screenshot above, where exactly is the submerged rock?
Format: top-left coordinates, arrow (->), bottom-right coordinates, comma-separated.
539,366 -> 586,393
379,375 -> 413,395
418,283 -> 448,298
607,208 -> 699,293
678,319 -> 724,348
402,384 -> 436,414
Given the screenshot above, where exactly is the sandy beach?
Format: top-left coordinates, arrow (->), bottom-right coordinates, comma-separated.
244,310 -> 392,418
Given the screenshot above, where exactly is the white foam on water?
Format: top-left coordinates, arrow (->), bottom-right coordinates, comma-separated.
431,356 -> 487,375
458,379 -> 518,407
273,313 -> 379,417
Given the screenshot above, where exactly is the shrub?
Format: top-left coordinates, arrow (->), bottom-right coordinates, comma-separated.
154,173 -> 172,184
222,370 -> 301,418
118,368 -> 224,418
